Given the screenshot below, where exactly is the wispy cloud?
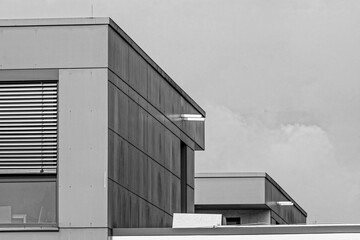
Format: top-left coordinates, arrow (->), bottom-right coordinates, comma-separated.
196,103 -> 360,223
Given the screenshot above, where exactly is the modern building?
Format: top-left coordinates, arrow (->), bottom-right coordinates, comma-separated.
0,17 -> 205,239
195,172 -> 307,225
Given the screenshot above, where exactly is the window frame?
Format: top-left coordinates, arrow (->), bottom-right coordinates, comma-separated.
0,70 -> 59,229
0,174 -> 58,228
226,216 -> 241,225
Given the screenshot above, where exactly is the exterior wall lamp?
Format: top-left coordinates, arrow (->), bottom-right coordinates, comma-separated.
170,114 -> 206,122
276,201 -> 294,206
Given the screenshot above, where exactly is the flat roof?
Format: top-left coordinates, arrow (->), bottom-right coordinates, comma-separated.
0,17 -> 205,117
195,172 -> 307,217
113,224 -> 360,236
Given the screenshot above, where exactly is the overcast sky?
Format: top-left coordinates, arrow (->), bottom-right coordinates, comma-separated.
1,0 -> 360,224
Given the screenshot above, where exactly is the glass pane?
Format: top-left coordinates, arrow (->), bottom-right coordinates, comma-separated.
226,217 -> 241,225
0,181 -> 56,225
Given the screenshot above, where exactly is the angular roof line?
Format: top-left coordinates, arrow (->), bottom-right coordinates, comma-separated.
0,17 -> 205,116
195,172 -> 307,217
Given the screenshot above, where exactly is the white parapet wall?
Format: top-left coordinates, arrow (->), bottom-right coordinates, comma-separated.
112,224 -> 360,240
172,213 -> 222,228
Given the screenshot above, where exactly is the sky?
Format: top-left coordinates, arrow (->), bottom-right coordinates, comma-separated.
1,0 -> 360,224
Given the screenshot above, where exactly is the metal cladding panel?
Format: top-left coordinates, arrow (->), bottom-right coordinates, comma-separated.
147,67 -> 162,112
187,186 -> 194,213
186,147 -> 194,188
108,27 -> 205,151
58,69 -> 108,228
129,47 -> 148,97
0,80 -> 58,174
108,130 -> 128,187
171,174 -> 181,214
195,177 -> 265,205
0,25 -> 108,69
108,28 -> 129,82
265,179 -> 307,224
108,82 -> 128,140
107,21 -> 205,227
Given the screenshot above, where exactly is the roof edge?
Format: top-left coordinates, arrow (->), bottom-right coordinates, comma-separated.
113,225 -> 360,236
0,17 -> 111,26
195,172 -> 267,178
195,172 -> 307,217
107,17 -> 206,116
263,173 -> 307,217
0,17 -> 206,116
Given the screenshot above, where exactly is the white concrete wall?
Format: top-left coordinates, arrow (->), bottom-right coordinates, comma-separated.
58,69 -> 108,228
195,178 -> 265,205
112,233 -> 360,240
0,25 -> 108,69
0,228 -> 108,240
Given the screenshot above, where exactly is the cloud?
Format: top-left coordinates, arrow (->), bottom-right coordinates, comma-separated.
196,104 -> 336,172
196,103 -> 360,223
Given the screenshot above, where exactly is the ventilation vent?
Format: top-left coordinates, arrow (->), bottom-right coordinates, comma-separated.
0,81 -> 58,174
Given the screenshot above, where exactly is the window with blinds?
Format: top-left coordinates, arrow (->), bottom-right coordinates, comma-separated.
0,81 -> 58,174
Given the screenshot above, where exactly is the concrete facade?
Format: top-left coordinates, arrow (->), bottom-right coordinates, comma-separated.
0,18 -> 205,239
195,173 -> 307,225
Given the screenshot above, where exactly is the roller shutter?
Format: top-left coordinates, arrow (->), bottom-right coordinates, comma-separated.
0,81 -> 58,174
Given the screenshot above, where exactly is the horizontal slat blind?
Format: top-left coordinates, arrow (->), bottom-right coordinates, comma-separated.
0,81 -> 58,174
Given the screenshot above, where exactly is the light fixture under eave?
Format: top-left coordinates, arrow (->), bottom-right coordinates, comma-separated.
169,114 -> 206,122
276,201 -> 294,206
180,114 -> 205,122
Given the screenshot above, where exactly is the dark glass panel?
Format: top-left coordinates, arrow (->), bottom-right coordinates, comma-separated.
0,181 -> 56,225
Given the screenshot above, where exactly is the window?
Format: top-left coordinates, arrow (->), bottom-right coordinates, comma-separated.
226,217 -> 241,225
180,141 -> 187,213
0,176 -> 56,225
0,80 -> 58,174
0,75 -> 58,227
